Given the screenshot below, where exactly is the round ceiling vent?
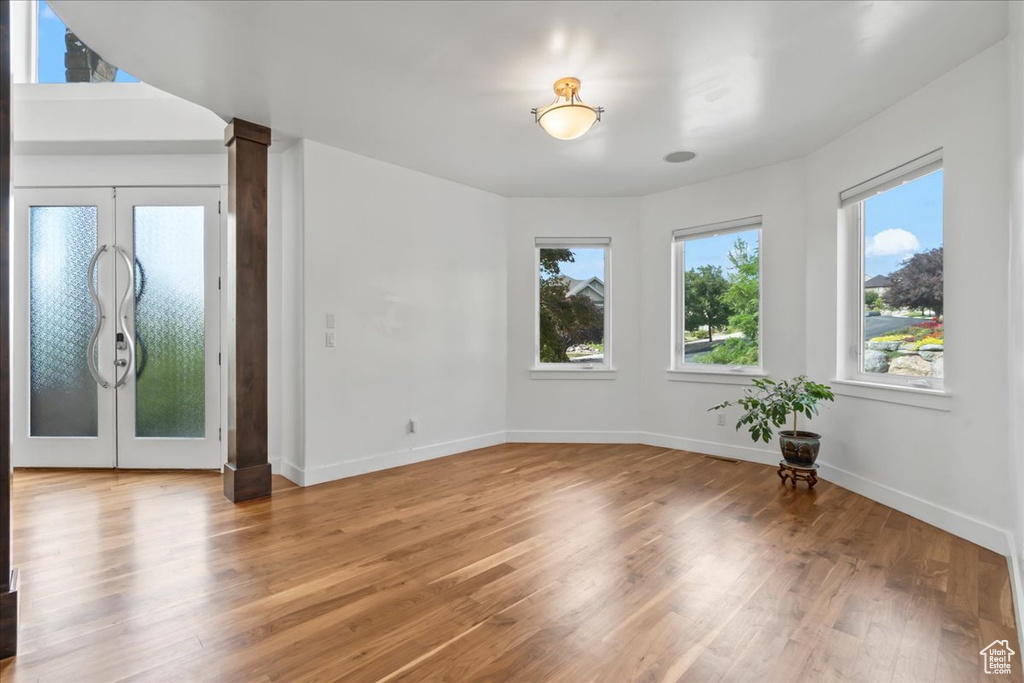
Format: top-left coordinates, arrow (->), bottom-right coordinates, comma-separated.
663,150 -> 697,163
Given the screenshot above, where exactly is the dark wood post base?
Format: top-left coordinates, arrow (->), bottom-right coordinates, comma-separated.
223,462 -> 272,503
0,569 -> 19,659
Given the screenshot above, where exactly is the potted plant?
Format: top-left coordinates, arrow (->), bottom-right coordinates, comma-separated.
709,376 -> 835,467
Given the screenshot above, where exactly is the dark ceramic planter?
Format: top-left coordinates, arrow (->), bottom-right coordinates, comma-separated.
778,430 -> 821,467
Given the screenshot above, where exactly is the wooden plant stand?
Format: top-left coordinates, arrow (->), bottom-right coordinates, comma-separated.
777,461 -> 819,489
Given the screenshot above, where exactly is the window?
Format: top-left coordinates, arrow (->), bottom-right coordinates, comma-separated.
36,0 -> 139,83
535,238 -> 610,369
672,217 -> 762,372
841,150 -> 944,389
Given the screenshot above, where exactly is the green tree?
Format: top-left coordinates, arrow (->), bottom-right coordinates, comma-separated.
864,289 -> 881,309
723,238 -> 759,341
886,247 -> 943,316
538,249 -> 605,362
685,265 -> 730,342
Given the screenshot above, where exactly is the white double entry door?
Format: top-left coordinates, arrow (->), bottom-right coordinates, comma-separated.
13,186 -> 223,469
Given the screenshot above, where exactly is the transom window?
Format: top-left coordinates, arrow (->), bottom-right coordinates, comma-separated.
672,217 -> 762,373
535,238 -> 611,369
36,0 -> 139,83
841,150 -> 944,390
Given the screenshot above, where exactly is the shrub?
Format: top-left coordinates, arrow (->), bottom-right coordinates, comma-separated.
696,338 -> 759,366
912,336 -> 943,349
869,333 -> 914,343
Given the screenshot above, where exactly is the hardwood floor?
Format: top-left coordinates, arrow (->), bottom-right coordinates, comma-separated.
1,443 -> 1019,682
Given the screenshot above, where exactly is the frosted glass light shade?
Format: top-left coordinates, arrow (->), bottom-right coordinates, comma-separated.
532,77 -> 603,141
536,103 -> 599,141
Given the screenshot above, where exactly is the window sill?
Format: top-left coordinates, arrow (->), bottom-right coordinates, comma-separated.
830,378 -> 952,411
666,368 -> 767,385
530,367 -> 617,380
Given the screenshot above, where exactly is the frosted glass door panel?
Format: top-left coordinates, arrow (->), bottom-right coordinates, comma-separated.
133,206 -> 206,438
29,206 -> 99,437
115,187 -> 221,469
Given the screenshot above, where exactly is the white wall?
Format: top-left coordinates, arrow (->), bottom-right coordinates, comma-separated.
803,42 -> 1012,551
11,152 -> 225,187
639,160 -> 808,461
292,140 -> 507,485
276,143 -> 306,476
1009,4 -> 1024,562
13,83 -> 225,155
505,198 -> 642,441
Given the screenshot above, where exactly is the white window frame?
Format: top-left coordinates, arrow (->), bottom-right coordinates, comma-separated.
533,237 -> 612,375
670,216 -> 764,376
838,148 -> 946,393
11,0 -> 39,83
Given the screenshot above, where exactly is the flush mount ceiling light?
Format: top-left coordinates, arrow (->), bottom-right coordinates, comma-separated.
531,77 -> 604,141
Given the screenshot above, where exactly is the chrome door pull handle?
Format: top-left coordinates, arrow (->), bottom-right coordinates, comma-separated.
86,244 -> 111,388
113,246 -> 136,388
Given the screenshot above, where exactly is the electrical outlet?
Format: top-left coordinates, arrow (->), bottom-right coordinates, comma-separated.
717,414 -> 726,426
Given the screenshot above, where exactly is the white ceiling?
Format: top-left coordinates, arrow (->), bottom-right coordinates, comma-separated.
49,1 -> 1008,197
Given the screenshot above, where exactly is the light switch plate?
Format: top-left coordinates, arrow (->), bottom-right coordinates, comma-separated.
326,313 -> 336,329
326,331 -> 336,348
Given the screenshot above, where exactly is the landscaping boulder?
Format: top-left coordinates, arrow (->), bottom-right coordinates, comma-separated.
931,355 -> 944,378
863,349 -> 890,374
867,341 -> 902,351
919,349 -> 943,362
888,355 -> 931,377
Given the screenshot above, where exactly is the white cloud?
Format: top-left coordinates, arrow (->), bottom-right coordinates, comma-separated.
865,228 -> 920,257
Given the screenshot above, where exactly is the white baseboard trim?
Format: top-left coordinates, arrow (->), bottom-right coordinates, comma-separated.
506,430 -> 641,444
818,461 -> 1011,556
639,432 -> 779,466
278,459 -> 305,486
1006,532 -> 1024,643
286,431 -> 508,487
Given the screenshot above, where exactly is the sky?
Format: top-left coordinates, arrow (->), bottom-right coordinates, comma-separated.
555,248 -> 605,281
38,0 -> 139,83
863,169 -> 943,277
684,228 -> 759,275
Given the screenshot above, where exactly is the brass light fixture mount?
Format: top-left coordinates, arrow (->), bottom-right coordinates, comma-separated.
531,76 -> 604,141
552,76 -> 583,99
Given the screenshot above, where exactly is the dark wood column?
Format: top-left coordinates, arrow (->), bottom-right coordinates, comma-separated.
223,119 -> 272,503
0,0 -> 19,661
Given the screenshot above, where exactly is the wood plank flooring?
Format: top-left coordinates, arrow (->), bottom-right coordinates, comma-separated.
0,443 -> 1019,682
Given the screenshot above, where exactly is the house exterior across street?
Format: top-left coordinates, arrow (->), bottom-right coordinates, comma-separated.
562,276 -> 605,308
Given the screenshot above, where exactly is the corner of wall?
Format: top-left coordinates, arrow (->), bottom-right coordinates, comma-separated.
275,140 -> 306,484
1006,0 -> 1024,638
